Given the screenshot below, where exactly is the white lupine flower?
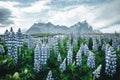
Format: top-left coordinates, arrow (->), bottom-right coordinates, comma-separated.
0,44 -> 5,54
4,29 -> 9,43
79,47 -> 83,53
40,44 -> 50,65
105,46 -> 117,76
112,38 -> 117,49
60,58 -> 66,72
66,40 -> 71,51
34,44 -> 41,73
80,43 -> 84,53
83,44 -> 89,56
6,27 -> 18,63
105,44 -> 110,55
92,38 -> 98,51
53,37 -> 58,55
98,37 -> 102,46
85,37 -> 89,45
28,35 -> 34,49
37,38 -> 42,50
101,43 -> 106,51
57,53 -> 62,62
67,45 -> 73,65
73,38 -> 78,46
76,48 -> 82,66
87,51 -> 95,68
16,28 -> 24,47
46,71 -> 54,80
53,42 -> 58,55
48,38 -> 52,50
93,64 -> 102,78
34,42 -> 50,73
48,37 -> 56,51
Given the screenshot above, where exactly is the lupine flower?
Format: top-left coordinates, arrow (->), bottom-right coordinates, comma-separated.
87,51 -> 95,68
105,46 -> 117,76
92,38 -> 98,51
85,37 -> 89,45
105,44 -> 110,54
93,64 -> 102,78
34,44 -> 41,73
83,44 -> 89,56
37,38 -> 42,52
46,70 -> 54,80
48,37 -> 54,50
16,28 -> 23,47
66,40 -> 71,51
28,35 -> 34,49
73,38 -> 78,46
101,43 -> 106,51
80,43 -> 84,53
60,37 -> 63,47
0,44 -> 5,54
98,37 -> 102,46
34,41 -> 50,73
60,58 -> 66,72
76,48 -> 82,66
7,27 -> 18,63
53,37 -> 58,55
112,38 -> 117,49
67,45 -> 73,65
57,53 -> 62,62
4,29 -> 9,43
40,44 -> 50,65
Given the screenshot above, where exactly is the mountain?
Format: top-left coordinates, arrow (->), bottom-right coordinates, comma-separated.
26,22 -> 68,34
26,21 -> 101,34
69,21 -> 94,33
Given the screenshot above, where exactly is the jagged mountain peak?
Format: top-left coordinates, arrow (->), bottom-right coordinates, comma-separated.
72,20 -> 89,26
46,22 -> 53,25
26,21 -> 101,34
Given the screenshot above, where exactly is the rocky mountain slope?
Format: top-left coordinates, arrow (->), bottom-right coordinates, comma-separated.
26,20 -> 101,34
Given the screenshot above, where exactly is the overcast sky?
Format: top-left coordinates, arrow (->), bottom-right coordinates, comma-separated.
0,0 -> 120,34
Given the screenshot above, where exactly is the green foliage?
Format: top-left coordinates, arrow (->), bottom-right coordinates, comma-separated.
88,38 -> 93,50
78,38 -> 86,46
0,55 -> 17,78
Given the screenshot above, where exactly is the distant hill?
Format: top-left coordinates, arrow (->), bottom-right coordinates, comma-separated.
26,20 -> 101,34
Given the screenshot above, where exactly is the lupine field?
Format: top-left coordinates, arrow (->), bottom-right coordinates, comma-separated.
0,27 -> 120,80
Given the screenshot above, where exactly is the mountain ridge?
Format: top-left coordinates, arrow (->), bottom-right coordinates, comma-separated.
26,21 -> 101,34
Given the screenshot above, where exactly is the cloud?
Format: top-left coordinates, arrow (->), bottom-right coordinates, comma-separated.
0,0 -> 39,7
101,24 -> 120,33
94,0 -> 120,29
46,5 -> 98,28
0,0 -> 120,34
47,0 -> 120,30
0,7 -> 14,27
49,0 -> 107,8
20,0 -> 50,13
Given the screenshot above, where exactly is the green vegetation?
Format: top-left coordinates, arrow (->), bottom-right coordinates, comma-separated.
0,38 -> 120,80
